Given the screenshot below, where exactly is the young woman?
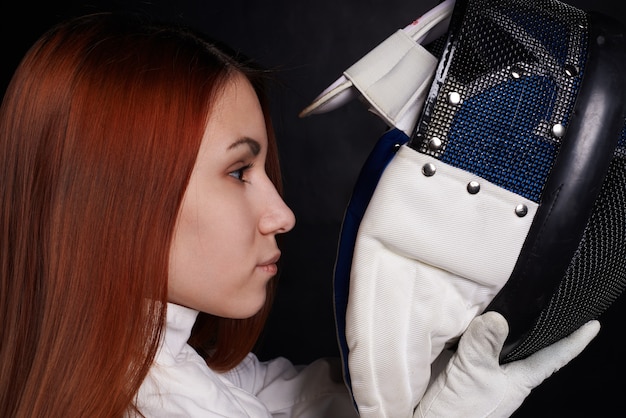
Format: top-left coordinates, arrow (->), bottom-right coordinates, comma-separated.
0,12 -> 599,417
0,12 -> 359,417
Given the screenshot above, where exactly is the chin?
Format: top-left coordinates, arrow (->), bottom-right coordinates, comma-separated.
228,295 -> 267,319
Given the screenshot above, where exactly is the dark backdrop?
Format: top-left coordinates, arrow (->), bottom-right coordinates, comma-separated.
2,1 -> 625,416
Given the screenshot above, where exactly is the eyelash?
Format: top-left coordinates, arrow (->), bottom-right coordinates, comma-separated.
228,163 -> 254,183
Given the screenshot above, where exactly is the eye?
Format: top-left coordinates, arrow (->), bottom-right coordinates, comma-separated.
228,163 -> 254,183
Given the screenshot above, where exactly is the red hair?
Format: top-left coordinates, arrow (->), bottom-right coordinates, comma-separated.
0,13 -> 282,416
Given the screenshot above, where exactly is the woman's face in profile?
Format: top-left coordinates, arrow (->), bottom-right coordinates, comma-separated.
167,74 -> 295,318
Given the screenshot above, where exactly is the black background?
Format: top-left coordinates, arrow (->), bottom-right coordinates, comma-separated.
2,1 -> 625,416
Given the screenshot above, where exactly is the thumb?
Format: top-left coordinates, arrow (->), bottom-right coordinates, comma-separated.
458,311 -> 510,367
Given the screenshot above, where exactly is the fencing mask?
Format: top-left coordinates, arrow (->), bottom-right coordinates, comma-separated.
301,0 -> 626,416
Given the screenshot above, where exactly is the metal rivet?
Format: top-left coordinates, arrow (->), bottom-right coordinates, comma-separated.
422,163 -> 437,177
510,66 -> 522,79
428,137 -> 442,151
515,204 -> 528,217
448,92 -> 461,105
552,123 -> 566,138
564,64 -> 579,77
393,143 -> 401,151
467,181 -> 480,194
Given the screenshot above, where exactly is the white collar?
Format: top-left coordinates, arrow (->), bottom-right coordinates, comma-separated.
162,302 -> 199,358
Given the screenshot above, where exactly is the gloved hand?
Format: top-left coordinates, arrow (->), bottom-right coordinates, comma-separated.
414,311 -> 600,418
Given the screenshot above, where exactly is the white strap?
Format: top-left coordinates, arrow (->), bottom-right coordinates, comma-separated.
300,0 -> 455,136
344,30 -> 437,133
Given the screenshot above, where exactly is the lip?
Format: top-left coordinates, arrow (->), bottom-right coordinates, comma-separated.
258,252 -> 281,275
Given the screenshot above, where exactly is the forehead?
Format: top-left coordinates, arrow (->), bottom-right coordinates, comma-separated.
199,74 -> 268,160
202,73 -> 268,149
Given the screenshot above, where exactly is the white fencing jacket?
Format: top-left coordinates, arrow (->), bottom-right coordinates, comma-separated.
134,303 -> 358,417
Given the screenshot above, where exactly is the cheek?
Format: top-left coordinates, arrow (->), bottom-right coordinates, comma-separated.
168,198 -> 252,285
167,218 -> 226,310
170,208 -> 220,277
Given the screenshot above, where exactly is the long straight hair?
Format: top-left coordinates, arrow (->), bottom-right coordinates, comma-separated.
0,13 -> 283,417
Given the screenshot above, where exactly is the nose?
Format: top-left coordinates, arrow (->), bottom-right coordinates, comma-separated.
259,183 -> 296,236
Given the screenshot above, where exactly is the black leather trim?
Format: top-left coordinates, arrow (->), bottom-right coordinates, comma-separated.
486,12 -> 626,362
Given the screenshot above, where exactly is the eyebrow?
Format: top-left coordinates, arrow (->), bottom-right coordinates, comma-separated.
227,137 -> 261,156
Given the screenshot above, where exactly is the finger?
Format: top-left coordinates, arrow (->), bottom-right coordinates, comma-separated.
507,320 -> 600,386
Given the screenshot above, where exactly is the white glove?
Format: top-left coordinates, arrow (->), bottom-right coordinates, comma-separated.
414,311 -> 601,418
